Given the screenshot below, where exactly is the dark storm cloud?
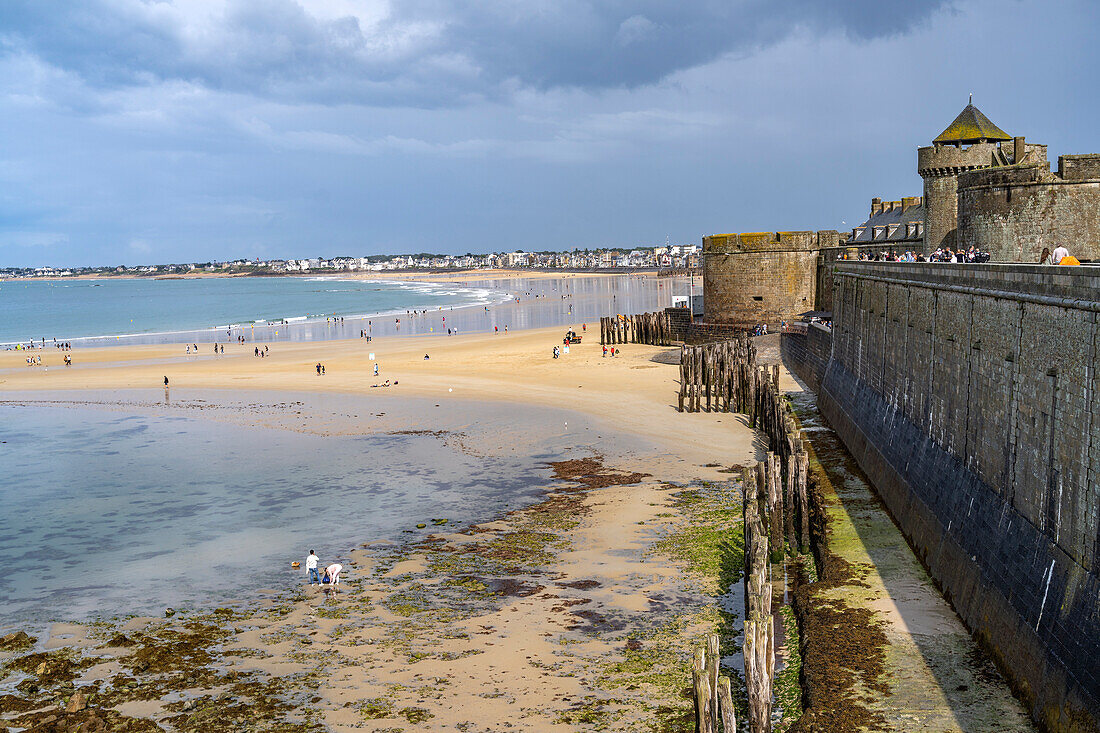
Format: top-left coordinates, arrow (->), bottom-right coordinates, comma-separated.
1,0 -> 949,103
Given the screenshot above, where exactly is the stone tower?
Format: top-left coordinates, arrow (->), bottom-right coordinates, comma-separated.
917,102 -> 1012,251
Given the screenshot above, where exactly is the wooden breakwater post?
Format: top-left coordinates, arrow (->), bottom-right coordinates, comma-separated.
675,333 -> 815,729
692,633 -> 737,733
600,311 -> 673,347
743,465 -> 774,733
676,333 -> 758,415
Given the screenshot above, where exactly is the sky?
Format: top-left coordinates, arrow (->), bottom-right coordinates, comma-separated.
1,0 -> 1098,267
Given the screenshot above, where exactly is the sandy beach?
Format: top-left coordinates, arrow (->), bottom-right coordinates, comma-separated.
0,324 -> 760,460
0,316 -> 763,731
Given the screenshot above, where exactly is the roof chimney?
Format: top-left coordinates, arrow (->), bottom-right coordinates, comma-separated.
1014,136 -> 1026,164
871,197 -> 883,216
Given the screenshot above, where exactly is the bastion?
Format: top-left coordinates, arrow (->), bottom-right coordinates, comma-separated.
701,230 -> 842,326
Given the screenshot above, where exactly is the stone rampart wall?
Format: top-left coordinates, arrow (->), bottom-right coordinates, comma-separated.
957,159 -> 1100,263
780,324 -> 831,392
817,261 -> 1100,732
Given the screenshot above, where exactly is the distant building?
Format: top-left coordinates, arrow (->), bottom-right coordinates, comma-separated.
849,197 -> 924,250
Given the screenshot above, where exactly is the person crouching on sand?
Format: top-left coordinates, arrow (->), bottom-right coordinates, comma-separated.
325,563 -> 342,590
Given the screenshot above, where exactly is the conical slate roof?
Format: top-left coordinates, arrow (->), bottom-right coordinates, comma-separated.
934,103 -> 1011,144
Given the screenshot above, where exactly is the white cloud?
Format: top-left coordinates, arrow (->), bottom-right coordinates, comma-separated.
615,15 -> 657,47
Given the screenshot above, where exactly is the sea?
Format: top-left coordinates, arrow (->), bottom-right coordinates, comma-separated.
0,274 -> 684,347
0,276 -> 507,347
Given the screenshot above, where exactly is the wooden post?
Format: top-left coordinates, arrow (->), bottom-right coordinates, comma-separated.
678,345 -> 686,412
717,675 -> 737,733
704,346 -> 713,412
743,463 -> 773,733
785,452 -> 797,549
797,451 -> 810,552
685,347 -> 692,413
706,633 -> 720,723
693,646 -> 715,733
695,346 -> 704,413
767,451 -> 783,560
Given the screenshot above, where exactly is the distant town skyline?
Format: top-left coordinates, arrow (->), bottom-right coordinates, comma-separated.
1,0 -> 1097,268
1,243 -> 703,277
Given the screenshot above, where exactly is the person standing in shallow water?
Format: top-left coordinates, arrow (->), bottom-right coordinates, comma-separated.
306,550 -> 320,585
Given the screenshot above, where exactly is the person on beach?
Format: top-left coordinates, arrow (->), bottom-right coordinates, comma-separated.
374,363 -> 380,376
164,376 -> 169,387
326,563 -> 342,587
316,363 -> 322,375
306,550 -> 320,585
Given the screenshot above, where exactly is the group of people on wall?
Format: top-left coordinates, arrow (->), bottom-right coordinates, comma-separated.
1039,245 -> 1079,265
844,247 -> 991,263
840,244 -> 1083,265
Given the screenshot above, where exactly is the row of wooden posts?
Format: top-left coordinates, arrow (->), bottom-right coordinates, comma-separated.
742,464 -> 774,733
599,312 -> 673,346
740,362 -> 813,733
677,335 -> 758,414
681,337 -> 813,733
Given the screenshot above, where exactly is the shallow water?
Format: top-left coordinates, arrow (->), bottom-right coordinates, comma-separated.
0,397 -> 588,627
2,274 -> 686,347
